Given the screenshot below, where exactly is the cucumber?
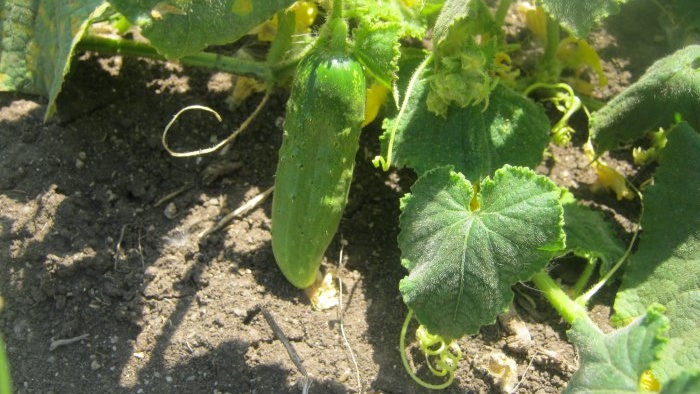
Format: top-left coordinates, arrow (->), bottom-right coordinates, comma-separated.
271,18 -> 366,289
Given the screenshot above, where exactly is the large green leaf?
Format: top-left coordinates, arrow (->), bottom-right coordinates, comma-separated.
108,0 -> 295,58
352,19 -> 402,88
591,45 -> 700,152
564,305 -> 669,393
398,165 -> 565,339
561,190 -> 625,273
612,123 -> 700,383
661,371 -> 700,394
540,0 -> 629,38
0,0 -> 107,119
381,73 -> 550,179
431,0 -> 490,47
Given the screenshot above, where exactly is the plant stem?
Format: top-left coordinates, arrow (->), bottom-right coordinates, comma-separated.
531,271 -> 591,326
577,186 -> 643,305
0,334 -> 10,394
494,0 -> 514,27
76,35 -> 273,81
572,257 -> 597,296
537,13 -> 561,83
266,9 -> 296,66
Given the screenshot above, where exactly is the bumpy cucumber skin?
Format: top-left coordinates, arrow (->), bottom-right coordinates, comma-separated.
272,48 -> 366,289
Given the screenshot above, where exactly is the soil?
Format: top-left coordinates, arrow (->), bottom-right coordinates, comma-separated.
0,1 -> 670,393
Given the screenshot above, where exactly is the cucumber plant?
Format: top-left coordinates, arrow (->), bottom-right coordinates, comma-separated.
1,0 -> 698,392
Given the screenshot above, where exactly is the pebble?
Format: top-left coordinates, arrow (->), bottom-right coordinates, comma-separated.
163,202 -> 177,219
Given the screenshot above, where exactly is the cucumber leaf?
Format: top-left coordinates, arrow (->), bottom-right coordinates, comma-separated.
381,72 -> 550,180
561,190 -> 625,273
0,0 -> 107,119
591,45 -> 700,153
563,305 -> 669,393
612,123 -> 700,383
427,0 -> 500,116
398,165 -> 565,339
344,0 -> 433,39
661,371 -> 700,394
432,0 -> 492,47
108,0 -> 295,58
540,0 -> 629,38
352,19 -> 402,88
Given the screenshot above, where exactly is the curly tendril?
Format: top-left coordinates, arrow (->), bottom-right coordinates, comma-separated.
399,310 -> 463,390
524,82 -> 583,147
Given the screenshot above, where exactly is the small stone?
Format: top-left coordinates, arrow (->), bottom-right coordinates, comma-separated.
75,159 -> 85,169
163,202 -> 177,219
90,360 -> 101,370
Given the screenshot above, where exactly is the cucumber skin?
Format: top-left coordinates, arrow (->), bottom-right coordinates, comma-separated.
272,48 -> 366,289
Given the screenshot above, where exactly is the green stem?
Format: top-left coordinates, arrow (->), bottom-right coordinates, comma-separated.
537,13 -> 561,83
531,271 -> 591,326
266,9 -> 296,67
572,257 -> 597,296
77,35 -> 273,82
332,0 -> 343,19
577,186 -> 643,305
543,14 -> 560,63
0,335 -> 10,394
494,0 -> 514,27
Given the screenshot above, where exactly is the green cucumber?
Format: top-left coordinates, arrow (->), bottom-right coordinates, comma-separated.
271,17 -> 366,289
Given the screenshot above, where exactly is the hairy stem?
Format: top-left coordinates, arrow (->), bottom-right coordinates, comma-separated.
494,0 -> 514,27
77,35 -> 273,81
531,271 -> 591,326
572,257 -> 597,296
577,186 -> 643,305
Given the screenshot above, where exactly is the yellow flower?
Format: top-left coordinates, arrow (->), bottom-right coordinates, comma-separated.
493,52 -> 519,86
362,82 -> 390,127
584,142 -> 634,200
592,161 -> 634,200
253,1 -> 318,42
639,370 -> 660,392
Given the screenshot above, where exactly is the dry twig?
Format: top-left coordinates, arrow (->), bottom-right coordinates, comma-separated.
336,240 -> 363,393
259,306 -> 311,394
198,186 -> 273,239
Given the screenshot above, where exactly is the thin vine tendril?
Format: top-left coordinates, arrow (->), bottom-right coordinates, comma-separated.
399,309 -> 462,390
524,82 -> 582,146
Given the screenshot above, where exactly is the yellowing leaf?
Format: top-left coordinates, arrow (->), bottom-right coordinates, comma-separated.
557,37 -> 608,90
362,81 -> 389,127
227,76 -> 267,109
